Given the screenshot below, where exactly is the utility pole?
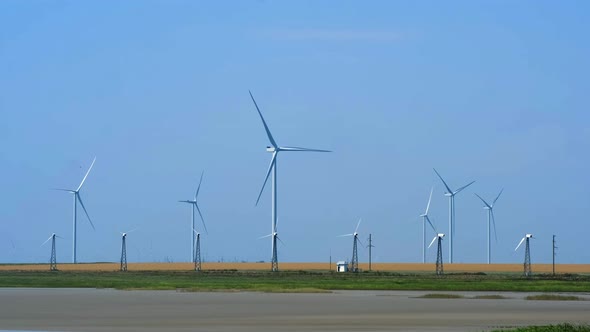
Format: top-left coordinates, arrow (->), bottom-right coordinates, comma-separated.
329,249 -> 332,271
367,234 -> 375,271
552,235 -> 557,276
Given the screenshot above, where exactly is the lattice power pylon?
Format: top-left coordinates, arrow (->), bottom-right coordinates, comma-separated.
351,234 -> 359,272
435,235 -> 444,276
271,233 -> 279,272
50,235 -> 58,271
524,237 -> 531,277
194,233 -> 202,271
120,234 -> 127,272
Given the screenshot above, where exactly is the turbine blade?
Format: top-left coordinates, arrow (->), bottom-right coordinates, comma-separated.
493,188 -> 504,206
279,146 -> 331,152
55,235 -> 64,239
433,168 -> 453,194
355,218 -> 362,234
337,234 -> 354,237
77,157 -> 96,192
474,193 -> 491,209
41,235 -> 53,246
178,200 -> 193,204
425,186 -> 434,215
491,211 -> 498,243
195,204 -> 208,235
425,215 -> 436,232
276,235 -> 286,246
258,234 -> 272,240
428,236 -> 437,248
249,90 -> 278,148
195,170 -> 204,199
255,152 -> 277,206
454,181 -> 475,195
515,237 -> 525,251
52,188 -> 75,192
76,193 -> 95,230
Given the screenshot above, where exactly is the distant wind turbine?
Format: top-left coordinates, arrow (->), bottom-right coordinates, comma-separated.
433,168 -> 475,263
119,228 -> 137,272
54,157 -> 96,264
515,233 -> 534,277
338,219 -> 363,272
179,171 -> 208,263
474,189 -> 503,264
42,233 -> 63,271
249,91 -> 330,272
419,187 -> 437,263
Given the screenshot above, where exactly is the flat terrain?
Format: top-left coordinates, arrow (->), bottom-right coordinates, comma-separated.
1,262 -> 589,273
1,288 -> 589,332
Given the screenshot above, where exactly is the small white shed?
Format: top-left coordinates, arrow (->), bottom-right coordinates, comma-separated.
336,261 -> 349,272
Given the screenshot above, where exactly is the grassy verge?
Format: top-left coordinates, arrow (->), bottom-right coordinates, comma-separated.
0,270 -> 589,292
491,323 -> 590,331
474,294 -> 509,299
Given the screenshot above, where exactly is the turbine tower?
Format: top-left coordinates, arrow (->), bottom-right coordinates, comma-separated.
179,171 -> 208,263
428,233 -> 445,275
338,219 -> 363,272
249,91 -> 330,272
54,157 -> 97,264
474,189 -> 503,264
433,168 -> 475,263
419,187 -> 437,263
515,233 -> 533,277
42,233 -> 62,271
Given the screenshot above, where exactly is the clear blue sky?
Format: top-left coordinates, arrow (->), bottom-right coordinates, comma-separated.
1,1 -> 588,264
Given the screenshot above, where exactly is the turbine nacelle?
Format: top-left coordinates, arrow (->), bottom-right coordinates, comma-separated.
266,146 -> 276,152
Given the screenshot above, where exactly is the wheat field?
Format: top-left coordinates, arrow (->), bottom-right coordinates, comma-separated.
1,262 -> 589,273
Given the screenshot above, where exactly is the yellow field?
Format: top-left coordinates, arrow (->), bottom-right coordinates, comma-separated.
1,262 -> 589,273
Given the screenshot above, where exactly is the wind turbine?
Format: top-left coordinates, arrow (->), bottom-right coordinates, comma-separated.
428,233 -> 445,275
474,189 -> 503,264
419,187 -> 437,263
249,91 -> 331,272
338,219 -> 363,272
433,168 -> 475,263
54,157 -> 96,264
515,233 -> 533,277
179,171 -> 208,263
42,233 -> 63,271
119,229 -> 137,272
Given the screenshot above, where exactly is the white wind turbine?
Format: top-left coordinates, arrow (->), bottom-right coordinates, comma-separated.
249,91 -> 331,272
419,187 -> 437,263
179,171 -> 208,262
474,189 -> 503,264
433,168 -> 475,263
54,157 -> 96,264
338,219 -> 363,272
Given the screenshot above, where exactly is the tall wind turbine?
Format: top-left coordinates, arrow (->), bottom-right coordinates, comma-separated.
338,219 -> 363,272
54,157 -> 96,264
42,233 -> 62,271
433,168 -> 475,263
474,189 -> 503,264
419,187 -> 437,263
249,91 -> 330,272
515,233 -> 533,277
179,171 -> 207,262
